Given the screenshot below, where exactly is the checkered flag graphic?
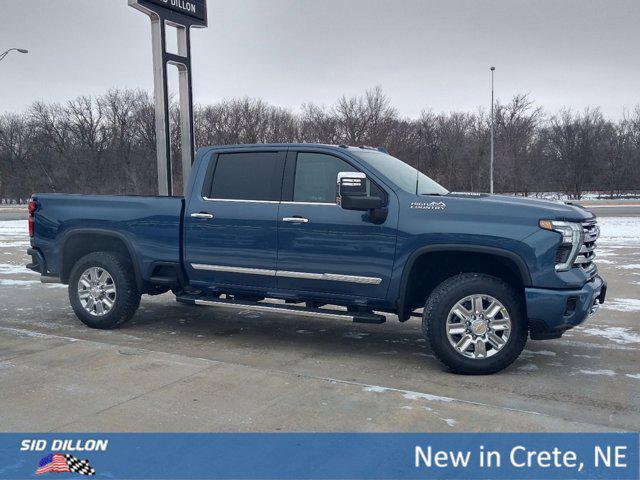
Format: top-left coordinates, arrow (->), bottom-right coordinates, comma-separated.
64,454 -> 96,476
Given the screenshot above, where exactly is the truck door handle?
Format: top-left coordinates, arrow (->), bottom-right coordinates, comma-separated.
282,216 -> 309,223
191,212 -> 214,219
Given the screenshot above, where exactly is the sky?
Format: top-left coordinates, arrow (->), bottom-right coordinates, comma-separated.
0,0 -> 639,119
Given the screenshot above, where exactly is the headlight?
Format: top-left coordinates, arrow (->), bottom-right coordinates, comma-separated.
539,220 -> 584,271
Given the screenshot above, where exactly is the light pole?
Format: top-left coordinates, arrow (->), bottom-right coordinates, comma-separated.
489,66 -> 495,194
0,48 -> 28,63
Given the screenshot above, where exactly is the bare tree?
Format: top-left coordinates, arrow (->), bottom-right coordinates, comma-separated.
494,94 -> 543,195
1,87 -> 639,201
545,108 -> 608,199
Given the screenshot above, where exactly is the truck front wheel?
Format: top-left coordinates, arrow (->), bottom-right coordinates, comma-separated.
68,251 -> 141,329
423,273 -> 527,375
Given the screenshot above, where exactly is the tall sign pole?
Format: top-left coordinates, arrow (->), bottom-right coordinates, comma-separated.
128,0 -> 208,196
489,66 -> 495,194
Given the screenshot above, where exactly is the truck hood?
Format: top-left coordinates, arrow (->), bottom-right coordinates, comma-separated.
441,192 -> 595,222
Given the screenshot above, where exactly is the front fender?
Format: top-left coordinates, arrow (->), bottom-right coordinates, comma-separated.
392,240 -> 534,321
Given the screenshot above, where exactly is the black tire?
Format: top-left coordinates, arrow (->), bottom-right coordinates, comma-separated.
423,273 -> 527,375
68,251 -> 141,329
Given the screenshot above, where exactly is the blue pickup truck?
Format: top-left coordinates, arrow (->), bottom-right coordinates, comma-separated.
26,144 -> 606,374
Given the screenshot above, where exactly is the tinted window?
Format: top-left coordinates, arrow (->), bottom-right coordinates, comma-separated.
209,152 -> 282,201
293,153 -> 357,203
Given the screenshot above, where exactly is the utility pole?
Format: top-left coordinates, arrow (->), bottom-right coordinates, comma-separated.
490,66 -> 495,194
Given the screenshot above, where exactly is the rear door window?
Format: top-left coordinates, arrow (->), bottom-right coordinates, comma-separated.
209,152 -> 283,201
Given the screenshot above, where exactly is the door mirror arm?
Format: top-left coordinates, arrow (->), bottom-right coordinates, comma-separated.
337,172 -> 388,223
366,206 -> 388,225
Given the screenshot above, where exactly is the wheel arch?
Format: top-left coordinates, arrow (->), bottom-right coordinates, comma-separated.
397,244 -> 532,321
58,228 -> 143,290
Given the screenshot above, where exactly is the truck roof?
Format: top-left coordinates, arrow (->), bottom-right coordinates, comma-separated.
199,143 -> 388,153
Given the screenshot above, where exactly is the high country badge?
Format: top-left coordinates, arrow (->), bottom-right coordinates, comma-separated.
410,201 -> 446,210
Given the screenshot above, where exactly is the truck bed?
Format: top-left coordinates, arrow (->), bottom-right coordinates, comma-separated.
30,194 -> 184,283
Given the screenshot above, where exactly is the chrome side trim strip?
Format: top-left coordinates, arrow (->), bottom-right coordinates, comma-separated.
276,270 -> 382,285
193,299 -> 357,320
191,264 -> 276,276
190,263 -> 382,285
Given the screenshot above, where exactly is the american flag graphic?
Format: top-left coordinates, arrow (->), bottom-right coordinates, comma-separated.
36,453 -> 96,476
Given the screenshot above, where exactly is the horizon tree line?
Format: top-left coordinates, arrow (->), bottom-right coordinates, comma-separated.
1,87 -> 639,200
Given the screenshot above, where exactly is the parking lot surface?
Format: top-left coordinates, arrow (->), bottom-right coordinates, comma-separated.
0,206 -> 638,432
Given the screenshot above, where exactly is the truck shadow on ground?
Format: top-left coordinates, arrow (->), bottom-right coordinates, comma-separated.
123,295 -> 442,368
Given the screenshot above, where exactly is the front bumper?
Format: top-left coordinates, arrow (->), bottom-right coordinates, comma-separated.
526,274 -> 606,340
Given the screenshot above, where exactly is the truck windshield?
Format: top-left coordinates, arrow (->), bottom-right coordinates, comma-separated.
352,150 -> 449,196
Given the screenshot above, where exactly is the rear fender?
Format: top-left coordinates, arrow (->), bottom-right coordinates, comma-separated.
58,228 -> 143,290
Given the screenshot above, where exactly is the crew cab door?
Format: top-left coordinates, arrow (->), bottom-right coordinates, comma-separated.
276,150 -> 397,299
184,149 -> 286,290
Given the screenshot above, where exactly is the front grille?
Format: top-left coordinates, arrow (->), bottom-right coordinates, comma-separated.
574,220 -> 599,277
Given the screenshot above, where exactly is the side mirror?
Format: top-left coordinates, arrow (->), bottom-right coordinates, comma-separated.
337,172 -> 385,211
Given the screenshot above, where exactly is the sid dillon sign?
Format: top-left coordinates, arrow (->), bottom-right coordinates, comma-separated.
139,0 -> 207,23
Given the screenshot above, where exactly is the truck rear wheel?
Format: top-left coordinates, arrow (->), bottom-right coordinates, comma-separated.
423,273 -> 527,375
68,251 -> 141,329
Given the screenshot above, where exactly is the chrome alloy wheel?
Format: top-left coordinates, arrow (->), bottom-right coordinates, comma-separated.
77,267 -> 117,317
445,294 -> 511,359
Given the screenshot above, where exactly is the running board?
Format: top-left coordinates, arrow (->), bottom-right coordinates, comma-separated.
176,295 -> 386,324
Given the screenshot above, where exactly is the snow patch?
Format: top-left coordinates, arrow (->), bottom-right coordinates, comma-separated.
601,298 -> 640,312
597,217 -> 640,246
443,418 -> 457,427
0,220 -> 27,236
580,325 -> 640,344
0,241 -> 30,248
0,279 -> 38,286
0,263 -> 35,275
362,385 -> 454,403
626,374 -> 640,380
363,385 -> 388,393
523,349 -> 556,357
343,332 -> 369,340
0,362 -> 14,370
413,352 -> 435,358
517,363 -> 539,372
402,391 -> 455,403
578,369 -> 616,376
617,264 -> 640,270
